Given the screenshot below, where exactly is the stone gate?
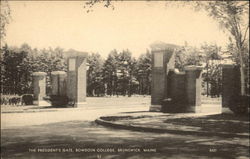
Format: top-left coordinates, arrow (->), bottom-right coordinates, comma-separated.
149,43 -> 219,113
32,50 -> 88,107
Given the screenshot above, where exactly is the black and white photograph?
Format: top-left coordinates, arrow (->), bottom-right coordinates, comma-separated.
0,0 -> 249,159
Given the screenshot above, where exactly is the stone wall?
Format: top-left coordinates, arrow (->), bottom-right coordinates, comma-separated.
51,71 -> 67,96
222,64 -> 241,108
50,71 -> 67,106
161,66 -> 203,113
162,69 -> 186,112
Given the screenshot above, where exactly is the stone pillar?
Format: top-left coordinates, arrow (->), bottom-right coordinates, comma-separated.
50,71 -> 67,106
162,69 -> 186,113
150,47 -> 176,111
67,52 -> 88,107
184,66 -> 203,113
221,64 -> 240,108
51,71 -> 67,96
32,72 -> 47,106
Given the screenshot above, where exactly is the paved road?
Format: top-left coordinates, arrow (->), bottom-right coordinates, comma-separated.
1,97 -> 150,129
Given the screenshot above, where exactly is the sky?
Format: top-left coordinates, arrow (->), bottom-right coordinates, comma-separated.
4,1 -> 229,58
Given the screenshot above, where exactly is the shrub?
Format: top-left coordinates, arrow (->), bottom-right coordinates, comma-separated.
49,95 -> 69,107
0,95 -> 22,106
161,98 -> 188,113
229,95 -> 250,115
22,94 -> 33,105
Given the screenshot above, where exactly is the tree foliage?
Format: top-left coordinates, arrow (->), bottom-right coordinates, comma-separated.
1,44 -> 153,97
83,0 -> 114,13
175,45 -> 203,71
201,43 -> 222,97
102,49 -> 119,96
0,0 -> 11,40
87,52 -> 104,96
84,0 -> 249,95
1,42 -> 227,98
101,49 -> 138,96
135,50 -> 152,95
0,44 -> 67,95
192,1 -> 249,95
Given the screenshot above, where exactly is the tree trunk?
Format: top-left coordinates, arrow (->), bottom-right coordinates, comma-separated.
92,89 -> 96,97
238,48 -> 246,95
206,60 -> 209,97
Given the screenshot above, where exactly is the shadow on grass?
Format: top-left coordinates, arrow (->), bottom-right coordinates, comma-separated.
1,120 -> 249,159
29,105 -> 75,109
118,111 -> 150,114
164,114 -> 249,134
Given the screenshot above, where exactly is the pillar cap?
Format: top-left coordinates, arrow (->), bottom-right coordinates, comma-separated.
66,49 -> 88,58
51,71 -> 67,75
221,64 -> 236,68
150,41 -> 180,52
32,72 -> 47,76
169,68 -> 185,75
184,65 -> 203,71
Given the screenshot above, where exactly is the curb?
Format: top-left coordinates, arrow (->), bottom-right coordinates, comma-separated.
1,109 -> 58,114
1,107 -> 85,114
95,117 -> 249,138
1,105 -> 148,114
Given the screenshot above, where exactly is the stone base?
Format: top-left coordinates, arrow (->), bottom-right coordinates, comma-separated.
187,105 -> 222,114
149,105 -> 162,112
195,106 -> 202,113
201,104 -> 222,114
33,100 -> 51,106
222,107 -> 234,114
74,102 -> 87,107
186,106 -> 198,113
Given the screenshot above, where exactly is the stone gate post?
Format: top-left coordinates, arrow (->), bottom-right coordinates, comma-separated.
150,45 -> 176,111
51,71 -> 67,106
32,72 -> 47,106
184,65 -> 203,113
51,71 -> 67,96
67,51 -> 88,107
221,64 -> 241,108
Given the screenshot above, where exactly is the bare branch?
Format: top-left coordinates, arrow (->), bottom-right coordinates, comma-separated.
232,16 -> 242,41
241,24 -> 249,45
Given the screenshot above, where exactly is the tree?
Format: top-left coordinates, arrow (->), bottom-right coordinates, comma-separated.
0,44 -> 68,95
102,49 -> 119,96
87,52 -> 104,96
84,0 -> 114,13
50,47 -> 67,72
227,38 -> 249,95
197,1 -> 249,95
1,44 -> 33,94
135,50 -> 152,95
102,49 -> 137,96
0,0 -> 11,86
84,0 -> 249,96
175,44 -> 203,71
0,0 -> 11,41
201,43 -> 222,97
116,49 -> 135,96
